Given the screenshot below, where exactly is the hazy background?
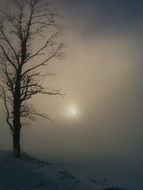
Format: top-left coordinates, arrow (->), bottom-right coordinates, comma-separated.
0,0 -> 143,189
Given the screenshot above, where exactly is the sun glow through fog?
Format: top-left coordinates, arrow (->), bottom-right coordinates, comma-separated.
67,105 -> 78,117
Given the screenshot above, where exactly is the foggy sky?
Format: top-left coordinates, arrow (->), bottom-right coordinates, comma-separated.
0,0 -> 143,166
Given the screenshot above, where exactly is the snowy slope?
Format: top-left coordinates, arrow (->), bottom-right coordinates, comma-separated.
0,150 -> 126,190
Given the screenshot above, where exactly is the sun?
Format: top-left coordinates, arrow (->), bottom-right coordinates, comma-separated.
72,110 -> 76,115
67,105 -> 78,117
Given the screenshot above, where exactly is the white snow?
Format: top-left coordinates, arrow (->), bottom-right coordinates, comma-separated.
0,150 -> 126,190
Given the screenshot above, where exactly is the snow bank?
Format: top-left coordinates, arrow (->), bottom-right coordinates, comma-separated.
0,150 -> 126,190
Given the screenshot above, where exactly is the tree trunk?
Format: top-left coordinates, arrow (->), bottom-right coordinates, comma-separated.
13,69 -> 21,158
13,127 -> 21,158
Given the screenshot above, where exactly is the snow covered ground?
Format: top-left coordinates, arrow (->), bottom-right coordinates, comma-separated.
0,150 -> 126,190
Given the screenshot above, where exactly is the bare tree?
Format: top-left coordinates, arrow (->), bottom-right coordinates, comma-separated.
0,0 -> 64,157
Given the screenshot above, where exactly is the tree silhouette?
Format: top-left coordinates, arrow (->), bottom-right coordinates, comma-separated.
0,0 -> 64,157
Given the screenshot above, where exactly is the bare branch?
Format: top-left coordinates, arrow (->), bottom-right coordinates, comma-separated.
25,30 -> 60,63
22,43 -> 64,77
39,88 -> 65,97
0,87 -> 13,130
0,27 -> 19,64
0,44 -> 17,70
31,111 -> 54,123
